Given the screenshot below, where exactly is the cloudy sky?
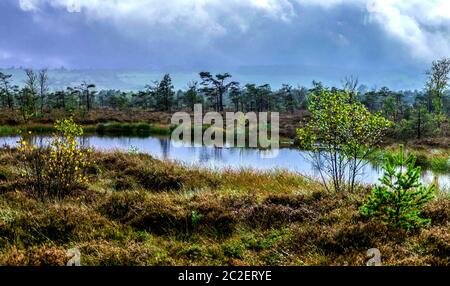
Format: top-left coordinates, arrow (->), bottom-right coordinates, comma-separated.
1,0 -> 450,89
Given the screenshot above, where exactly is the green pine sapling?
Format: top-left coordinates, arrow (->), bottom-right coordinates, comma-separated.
360,145 -> 435,230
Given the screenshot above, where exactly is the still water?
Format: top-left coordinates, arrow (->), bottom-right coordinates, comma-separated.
1,135 -> 448,189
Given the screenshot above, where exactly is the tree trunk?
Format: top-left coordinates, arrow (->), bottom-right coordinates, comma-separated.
417,108 -> 421,140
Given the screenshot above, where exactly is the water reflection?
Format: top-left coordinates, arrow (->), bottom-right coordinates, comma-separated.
1,134 -> 448,189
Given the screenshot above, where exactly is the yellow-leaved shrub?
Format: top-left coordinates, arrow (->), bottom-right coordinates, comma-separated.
18,118 -> 92,199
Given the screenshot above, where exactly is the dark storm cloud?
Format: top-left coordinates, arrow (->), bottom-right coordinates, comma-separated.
0,0 -> 448,89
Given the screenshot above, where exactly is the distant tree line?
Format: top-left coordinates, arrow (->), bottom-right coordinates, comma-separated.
1,59 -> 449,139
0,71 -> 309,114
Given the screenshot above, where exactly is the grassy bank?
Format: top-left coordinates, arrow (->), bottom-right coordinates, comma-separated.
368,145 -> 450,174
0,108 -> 307,138
0,122 -> 299,148
0,123 -> 168,137
96,122 -> 172,136
0,148 -> 448,266
0,124 -> 98,135
1,108 -> 449,147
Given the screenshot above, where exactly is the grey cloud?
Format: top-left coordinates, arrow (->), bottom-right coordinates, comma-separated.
0,0 -> 446,90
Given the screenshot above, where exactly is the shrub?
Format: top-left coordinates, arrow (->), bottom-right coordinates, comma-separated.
125,162 -> 219,191
190,196 -> 236,237
420,226 -> 450,258
113,175 -> 136,191
296,88 -> 391,192
0,245 -> 68,266
422,198 -> 450,225
78,240 -> 160,266
27,246 -> 68,266
130,166 -> 184,190
430,157 -> 450,173
1,203 -> 117,246
241,195 -> 316,229
222,240 -> 245,259
191,210 -> 203,227
0,166 -> 12,181
100,192 -> 191,236
360,145 -> 436,230
18,118 -> 92,199
177,244 -> 204,261
129,202 -> 190,236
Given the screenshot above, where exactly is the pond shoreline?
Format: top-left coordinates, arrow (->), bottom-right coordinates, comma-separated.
1,133 -> 448,190
1,122 -> 448,173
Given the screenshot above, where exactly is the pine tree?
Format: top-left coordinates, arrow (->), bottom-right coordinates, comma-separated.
155,74 -> 174,111
0,72 -> 14,109
360,145 -> 435,230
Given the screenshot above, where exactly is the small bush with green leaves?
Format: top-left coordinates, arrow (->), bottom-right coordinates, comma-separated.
360,145 -> 435,230
296,88 -> 391,192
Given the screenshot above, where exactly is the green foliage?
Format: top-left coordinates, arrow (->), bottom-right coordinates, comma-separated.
183,81 -> 201,112
391,104 -> 438,140
0,126 -> 20,135
430,157 -> 450,173
0,72 -> 14,110
191,210 -> 204,227
16,88 -> 37,122
425,58 -> 450,136
360,145 -> 436,230
221,240 -> 245,259
0,69 -> 447,142
297,88 -> 392,192
150,74 -> 174,112
426,58 -> 450,115
96,122 -> 170,135
199,72 -> 237,112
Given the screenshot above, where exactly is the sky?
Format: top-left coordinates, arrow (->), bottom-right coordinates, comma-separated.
1,0 -> 450,90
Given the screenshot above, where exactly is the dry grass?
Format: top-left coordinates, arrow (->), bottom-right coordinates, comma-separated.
0,148 -> 448,266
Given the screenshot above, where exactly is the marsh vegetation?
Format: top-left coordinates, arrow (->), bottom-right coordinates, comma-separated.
0,146 -> 449,266
0,59 -> 448,266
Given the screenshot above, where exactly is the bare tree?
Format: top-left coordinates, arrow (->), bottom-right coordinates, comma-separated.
25,69 -> 38,94
24,69 -> 38,114
342,75 -> 359,100
77,82 -> 96,112
38,69 -> 49,113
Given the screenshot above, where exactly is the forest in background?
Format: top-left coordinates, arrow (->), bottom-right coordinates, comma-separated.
0,59 -> 449,142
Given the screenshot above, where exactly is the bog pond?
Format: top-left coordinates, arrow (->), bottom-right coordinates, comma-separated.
1,134 -> 448,190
